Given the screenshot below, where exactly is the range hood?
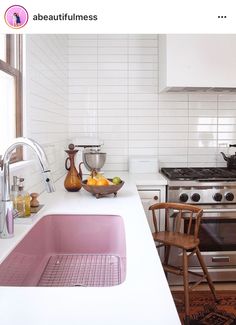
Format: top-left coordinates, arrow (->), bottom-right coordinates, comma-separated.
165,87 -> 236,93
159,35 -> 236,93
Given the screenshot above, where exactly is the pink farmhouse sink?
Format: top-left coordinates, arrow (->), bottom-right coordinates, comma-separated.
0,214 -> 126,287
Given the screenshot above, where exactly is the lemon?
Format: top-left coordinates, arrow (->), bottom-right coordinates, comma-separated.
112,177 -> 122,185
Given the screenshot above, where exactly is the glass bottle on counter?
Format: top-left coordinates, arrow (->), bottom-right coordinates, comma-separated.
11,177 -> 31,217
18,179 -> 31,217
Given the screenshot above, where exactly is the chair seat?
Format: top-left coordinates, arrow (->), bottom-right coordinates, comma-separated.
152,231 -> 200,250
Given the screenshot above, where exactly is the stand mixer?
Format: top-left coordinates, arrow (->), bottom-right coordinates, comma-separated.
68,139 -> 106,177
82,147 -> 106,172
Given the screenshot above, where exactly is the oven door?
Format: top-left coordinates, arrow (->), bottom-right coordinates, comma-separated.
188,205 -> 236,268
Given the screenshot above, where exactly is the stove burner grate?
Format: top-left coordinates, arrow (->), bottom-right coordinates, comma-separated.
161,167 -> 236,181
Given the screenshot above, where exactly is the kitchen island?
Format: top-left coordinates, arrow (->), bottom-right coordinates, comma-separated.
0,173 -> 180,325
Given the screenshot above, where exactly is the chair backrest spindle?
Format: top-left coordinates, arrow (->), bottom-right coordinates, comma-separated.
149,202 -> 203,237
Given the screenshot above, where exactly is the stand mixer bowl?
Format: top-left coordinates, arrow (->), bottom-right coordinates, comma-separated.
83,150 -> 106,172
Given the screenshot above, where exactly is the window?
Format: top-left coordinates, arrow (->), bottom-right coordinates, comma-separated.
0,34 -> 22,165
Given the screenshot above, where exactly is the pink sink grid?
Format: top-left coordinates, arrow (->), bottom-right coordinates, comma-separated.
0,214 -> 126,287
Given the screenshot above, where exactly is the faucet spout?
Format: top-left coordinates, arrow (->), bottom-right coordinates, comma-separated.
1,137 -> 55,238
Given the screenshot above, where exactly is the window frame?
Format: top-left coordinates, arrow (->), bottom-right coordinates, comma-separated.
0,34 -> 23,166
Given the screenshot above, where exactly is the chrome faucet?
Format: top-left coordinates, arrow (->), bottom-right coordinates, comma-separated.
0,137 -> 55,238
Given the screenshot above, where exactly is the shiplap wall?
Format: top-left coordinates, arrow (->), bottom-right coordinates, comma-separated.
68,34 -> 236,170
19,35 -> 68,193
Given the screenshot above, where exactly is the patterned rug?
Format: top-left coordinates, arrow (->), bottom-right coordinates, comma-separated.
172,291 -> 236,324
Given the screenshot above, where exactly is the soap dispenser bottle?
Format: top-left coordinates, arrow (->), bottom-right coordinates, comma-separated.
18,179 -> 31,217
14,178 -> 25,218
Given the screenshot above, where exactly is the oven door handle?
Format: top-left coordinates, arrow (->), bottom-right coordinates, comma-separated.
203,208 -> 236,213
212,256 -> 230,263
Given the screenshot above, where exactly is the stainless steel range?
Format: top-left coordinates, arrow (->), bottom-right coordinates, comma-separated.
161,167 -> 236,283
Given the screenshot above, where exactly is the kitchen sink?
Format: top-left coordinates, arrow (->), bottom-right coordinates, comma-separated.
0,214 -> 126,287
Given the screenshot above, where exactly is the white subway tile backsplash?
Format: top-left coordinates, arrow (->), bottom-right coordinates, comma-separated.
98,117 -> 127,125
218,133 -> 236,140
69,47 -> 97,55
128,47 -> 158,55
129,124 -> 157,133
188,132 -> 217,140
69,93 -> 98,102
70,55 -> 97,63
67,34 -> 236,170
189,109 -> 217,117
98,101 -> 128,109
159,133 -> 188,140
128,39 -> 158,47
69,39 -> 98,47
128,109 -> 157,117
97,85 -> 127,93
158,125 -> 189,133
188,94 -> 218,101
158,140 -> 188,148
218,117 -> 236,124
98,39 -> 128,47
218,94 -> 236,101
189,117 -> 218,125
129,116 -> 157,125
189,101 -> 217,109
98,70 -> 128,79
218,125 -> 236,133
128,55 -> 158,63
128,70 -> 158,79
98,124 -> 128,133
188,138 -> 217,148
98,93 -> 128,101
69,70 -> 98,78
128,78 -> 158,86
159,101 -> 188,109
129,101 -> 157,109
218,110 -> 236,117
159,148 -> 188,155
159,109 -> 188,117
69,101 -> 98,110
159,93 -> 188,102
98,47 -> 128,55
159,117 -> 188,125
129,148 -> 158,155
98,109 -> 127,117
69,62 -> 98,70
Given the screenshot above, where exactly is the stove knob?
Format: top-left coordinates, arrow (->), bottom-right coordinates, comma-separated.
225,192 -> 234,201
191,193 -> 200,202
179,193 -> 189,202
213,193 -> 222,202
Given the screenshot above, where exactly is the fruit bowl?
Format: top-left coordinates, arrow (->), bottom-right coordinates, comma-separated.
81,179 -> 124,199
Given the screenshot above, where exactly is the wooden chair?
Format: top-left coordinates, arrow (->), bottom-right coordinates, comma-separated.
149,202 -> 217,324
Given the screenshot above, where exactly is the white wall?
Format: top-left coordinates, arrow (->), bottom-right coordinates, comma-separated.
68,34 -> 236,170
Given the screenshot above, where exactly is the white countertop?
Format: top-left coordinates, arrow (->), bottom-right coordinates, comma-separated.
130,172 -> 168,187
0,172 -> 179,325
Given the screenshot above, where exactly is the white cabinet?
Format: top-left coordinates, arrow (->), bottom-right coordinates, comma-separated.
138,185 -> 166,232
159,34 -> 236,92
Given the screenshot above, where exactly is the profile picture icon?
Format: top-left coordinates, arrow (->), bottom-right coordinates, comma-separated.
4,5 -> 28,29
